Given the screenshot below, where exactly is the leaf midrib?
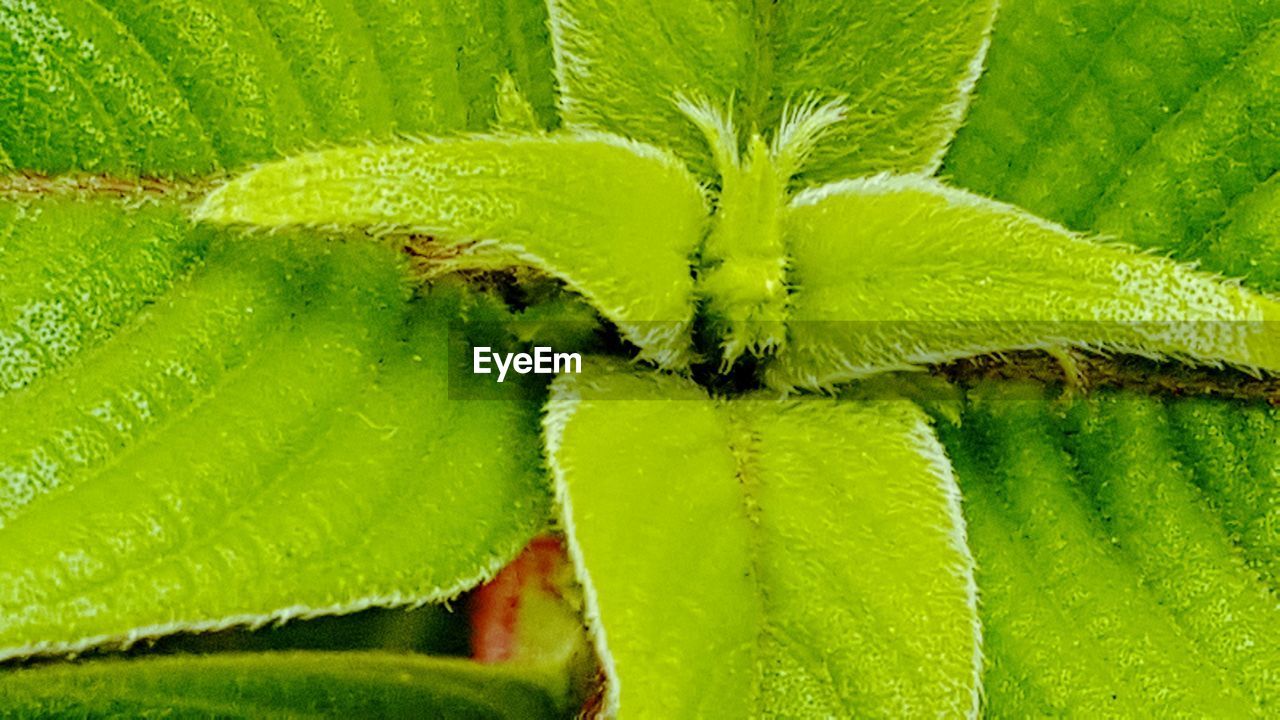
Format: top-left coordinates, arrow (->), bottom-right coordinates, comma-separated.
740,0 -> 778,138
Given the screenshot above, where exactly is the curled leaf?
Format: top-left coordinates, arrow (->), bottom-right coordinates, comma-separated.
196,134 -> 707,367
770,175 -> 1280,389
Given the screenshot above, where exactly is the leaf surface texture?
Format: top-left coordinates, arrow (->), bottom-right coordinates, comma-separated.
0,204 -> 550,660
545,361 -> 980,717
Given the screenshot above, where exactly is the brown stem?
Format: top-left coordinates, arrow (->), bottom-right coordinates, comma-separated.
0,172 -> 214,202
934,351 -> 1280,406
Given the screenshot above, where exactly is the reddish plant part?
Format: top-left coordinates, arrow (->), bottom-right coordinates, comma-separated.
471,536 -> 571,663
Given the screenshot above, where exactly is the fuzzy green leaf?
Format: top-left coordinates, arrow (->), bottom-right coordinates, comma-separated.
768,175 -> 1280,389
5,1 -> 1280,717
946,1 -> 1280,280
941,384 -> 1280,716
1169,399 -> 1280,591
549,0 -> 996,180
547,0 -> 752,175
0,196 -> 209,395
196,134 -> 708,367
0,213 -> 549,660
1063,393 -> 1280,709
0,0 -> 555,174
764,0 -> 997,182
544,360 -> 979,718
0,651 -> 561,718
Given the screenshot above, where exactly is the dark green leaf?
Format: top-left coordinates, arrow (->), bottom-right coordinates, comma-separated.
0,651 -> 562,719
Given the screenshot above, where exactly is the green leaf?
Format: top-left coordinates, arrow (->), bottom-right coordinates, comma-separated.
945,1 -> 1280,280
0,651 -> 562,719
0,0 -> 556,174
7,1 -> 1280,716
768,174 -> 1280,389
0,196 -> 209,395
941,383 -> 1278,715
544,360 -> 979,717
764,0 -> 997,183
1198,176 -> 1280,293
0,218 -> 549,659
1169,399 -> 1280,591
196,134 -> 708,367
547,0 -> 753,175
1089,24 -> 1280,268
549,0 -> 995,180
1063,393 -> 1280,709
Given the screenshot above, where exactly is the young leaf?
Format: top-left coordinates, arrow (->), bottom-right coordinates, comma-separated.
549,0 -> 995,181
765,0 -> 997,182
768,174 -> 1280,389
547,0 -> 753,175
544,360 -> 979,718
0,237 -> 549,660
0,651 -> 562,719
196,134 -> 708,367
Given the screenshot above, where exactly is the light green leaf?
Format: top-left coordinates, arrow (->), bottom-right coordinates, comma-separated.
768,174 -> 1280,389
544,360 -> 979,718
1089,24 -> 1280,266
549,0 -> 995,180
1169,399 -> 1280,591
0,222 -> 549,660
196,134 -> 708,367
1064,393 -> 1280,709
547,0 -> 753,175
1199,176 -> 1280,293
0,651 -> 562,719
765,0 -> 997,182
